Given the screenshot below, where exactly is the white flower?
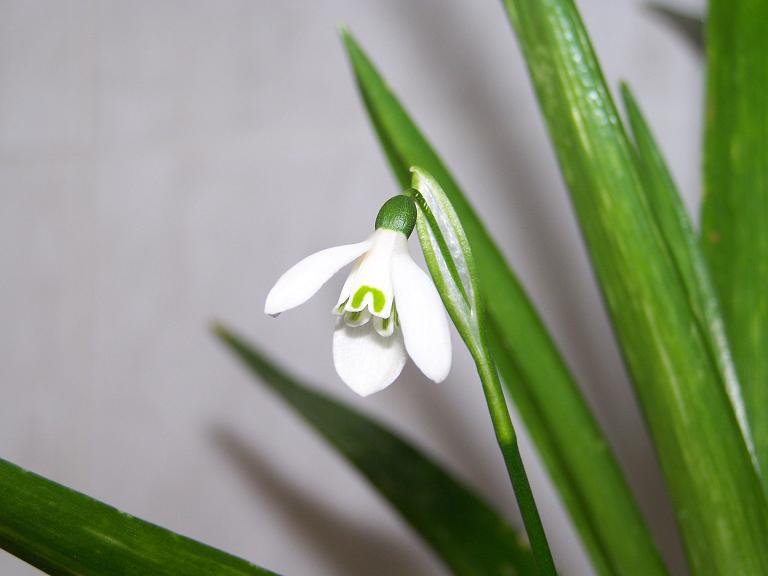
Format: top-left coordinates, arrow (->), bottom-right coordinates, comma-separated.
264,196 -> 451,396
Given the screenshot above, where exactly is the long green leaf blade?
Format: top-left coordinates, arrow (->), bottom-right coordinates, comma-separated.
501,1 -> 768,573
621,84 -> 754,467
702,0 -> 768,489
341,28 -> 666,576
0,458 -> 278,576
214,324 -> 536,576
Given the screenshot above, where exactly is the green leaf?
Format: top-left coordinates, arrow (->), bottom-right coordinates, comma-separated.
501,0 -> 768,573
702,0 -> 768,492
0,458 -> 279,576
341,28 -> 665,576
213,324 -> 536,576
409,167 -> 556,576
647,3 -> 705,52
621,83 -> 755,468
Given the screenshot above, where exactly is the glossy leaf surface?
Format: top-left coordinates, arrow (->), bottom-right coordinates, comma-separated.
0,458 -> 279,576
702,0 -> 768,490
500,1 -> 768,573
621,84 -> 754,467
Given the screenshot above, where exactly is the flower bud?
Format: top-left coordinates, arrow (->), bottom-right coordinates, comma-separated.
374,195 -> 417,237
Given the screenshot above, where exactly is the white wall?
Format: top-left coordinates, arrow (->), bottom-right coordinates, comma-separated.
0,1 -> 704,574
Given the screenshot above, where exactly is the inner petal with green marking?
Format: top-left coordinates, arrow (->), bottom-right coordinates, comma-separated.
351,285 -> 386,314
334,228 -> 401,321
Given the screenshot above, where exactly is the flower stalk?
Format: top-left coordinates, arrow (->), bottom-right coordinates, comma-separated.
408,167 -> 556,576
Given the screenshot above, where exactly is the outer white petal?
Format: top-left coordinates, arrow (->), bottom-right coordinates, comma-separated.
392,249 -> 452,383
264,240 -> 371,316
333,319 -> 406,396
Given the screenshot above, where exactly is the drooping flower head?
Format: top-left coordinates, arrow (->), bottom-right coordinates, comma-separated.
265,195 -> 451,396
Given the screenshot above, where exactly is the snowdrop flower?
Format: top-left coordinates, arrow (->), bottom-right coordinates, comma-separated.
265,195 -> 451,396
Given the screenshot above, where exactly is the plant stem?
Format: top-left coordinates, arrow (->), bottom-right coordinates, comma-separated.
406,168 -> 554,573
471,337 -> 557,576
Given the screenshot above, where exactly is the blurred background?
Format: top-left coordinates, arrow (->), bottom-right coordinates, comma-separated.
0,1 -> 704,574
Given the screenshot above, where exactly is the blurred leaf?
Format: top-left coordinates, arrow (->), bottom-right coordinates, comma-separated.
341,28 -> 665,576
500,0 -> 768,573
647,3 -> 704,51
702,0 -> 768,490
621,83 -> 755,468
0,458 -> 279,576
214,324 -> 536,576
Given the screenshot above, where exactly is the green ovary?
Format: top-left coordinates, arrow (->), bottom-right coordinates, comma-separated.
350,285 -> 386,313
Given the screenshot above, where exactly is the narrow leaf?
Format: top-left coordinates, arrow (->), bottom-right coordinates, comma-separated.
621,83 -> 755,468
702,0 -> 768,491
501,0 -> 768,573
342,28 -> 665,576
214,324 -> 536,576
647,3 -> 705,52
0,458 -> 279,576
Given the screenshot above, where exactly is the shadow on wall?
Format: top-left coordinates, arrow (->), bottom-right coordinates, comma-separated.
211,427 -> 432,576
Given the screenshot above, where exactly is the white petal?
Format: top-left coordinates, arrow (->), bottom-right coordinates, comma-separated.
374,314 -> 395,337
392,249 -> 452,383
343,229 -> 401,318
333,258 -> 363,312
264,240 -> 371,316
333,319 -> 406,396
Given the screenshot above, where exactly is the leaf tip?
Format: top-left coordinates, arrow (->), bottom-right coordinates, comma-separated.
338,24 -> 358,53
209,320 -> 230,341
618,81 -> 634,108
618,80 -> 630,95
